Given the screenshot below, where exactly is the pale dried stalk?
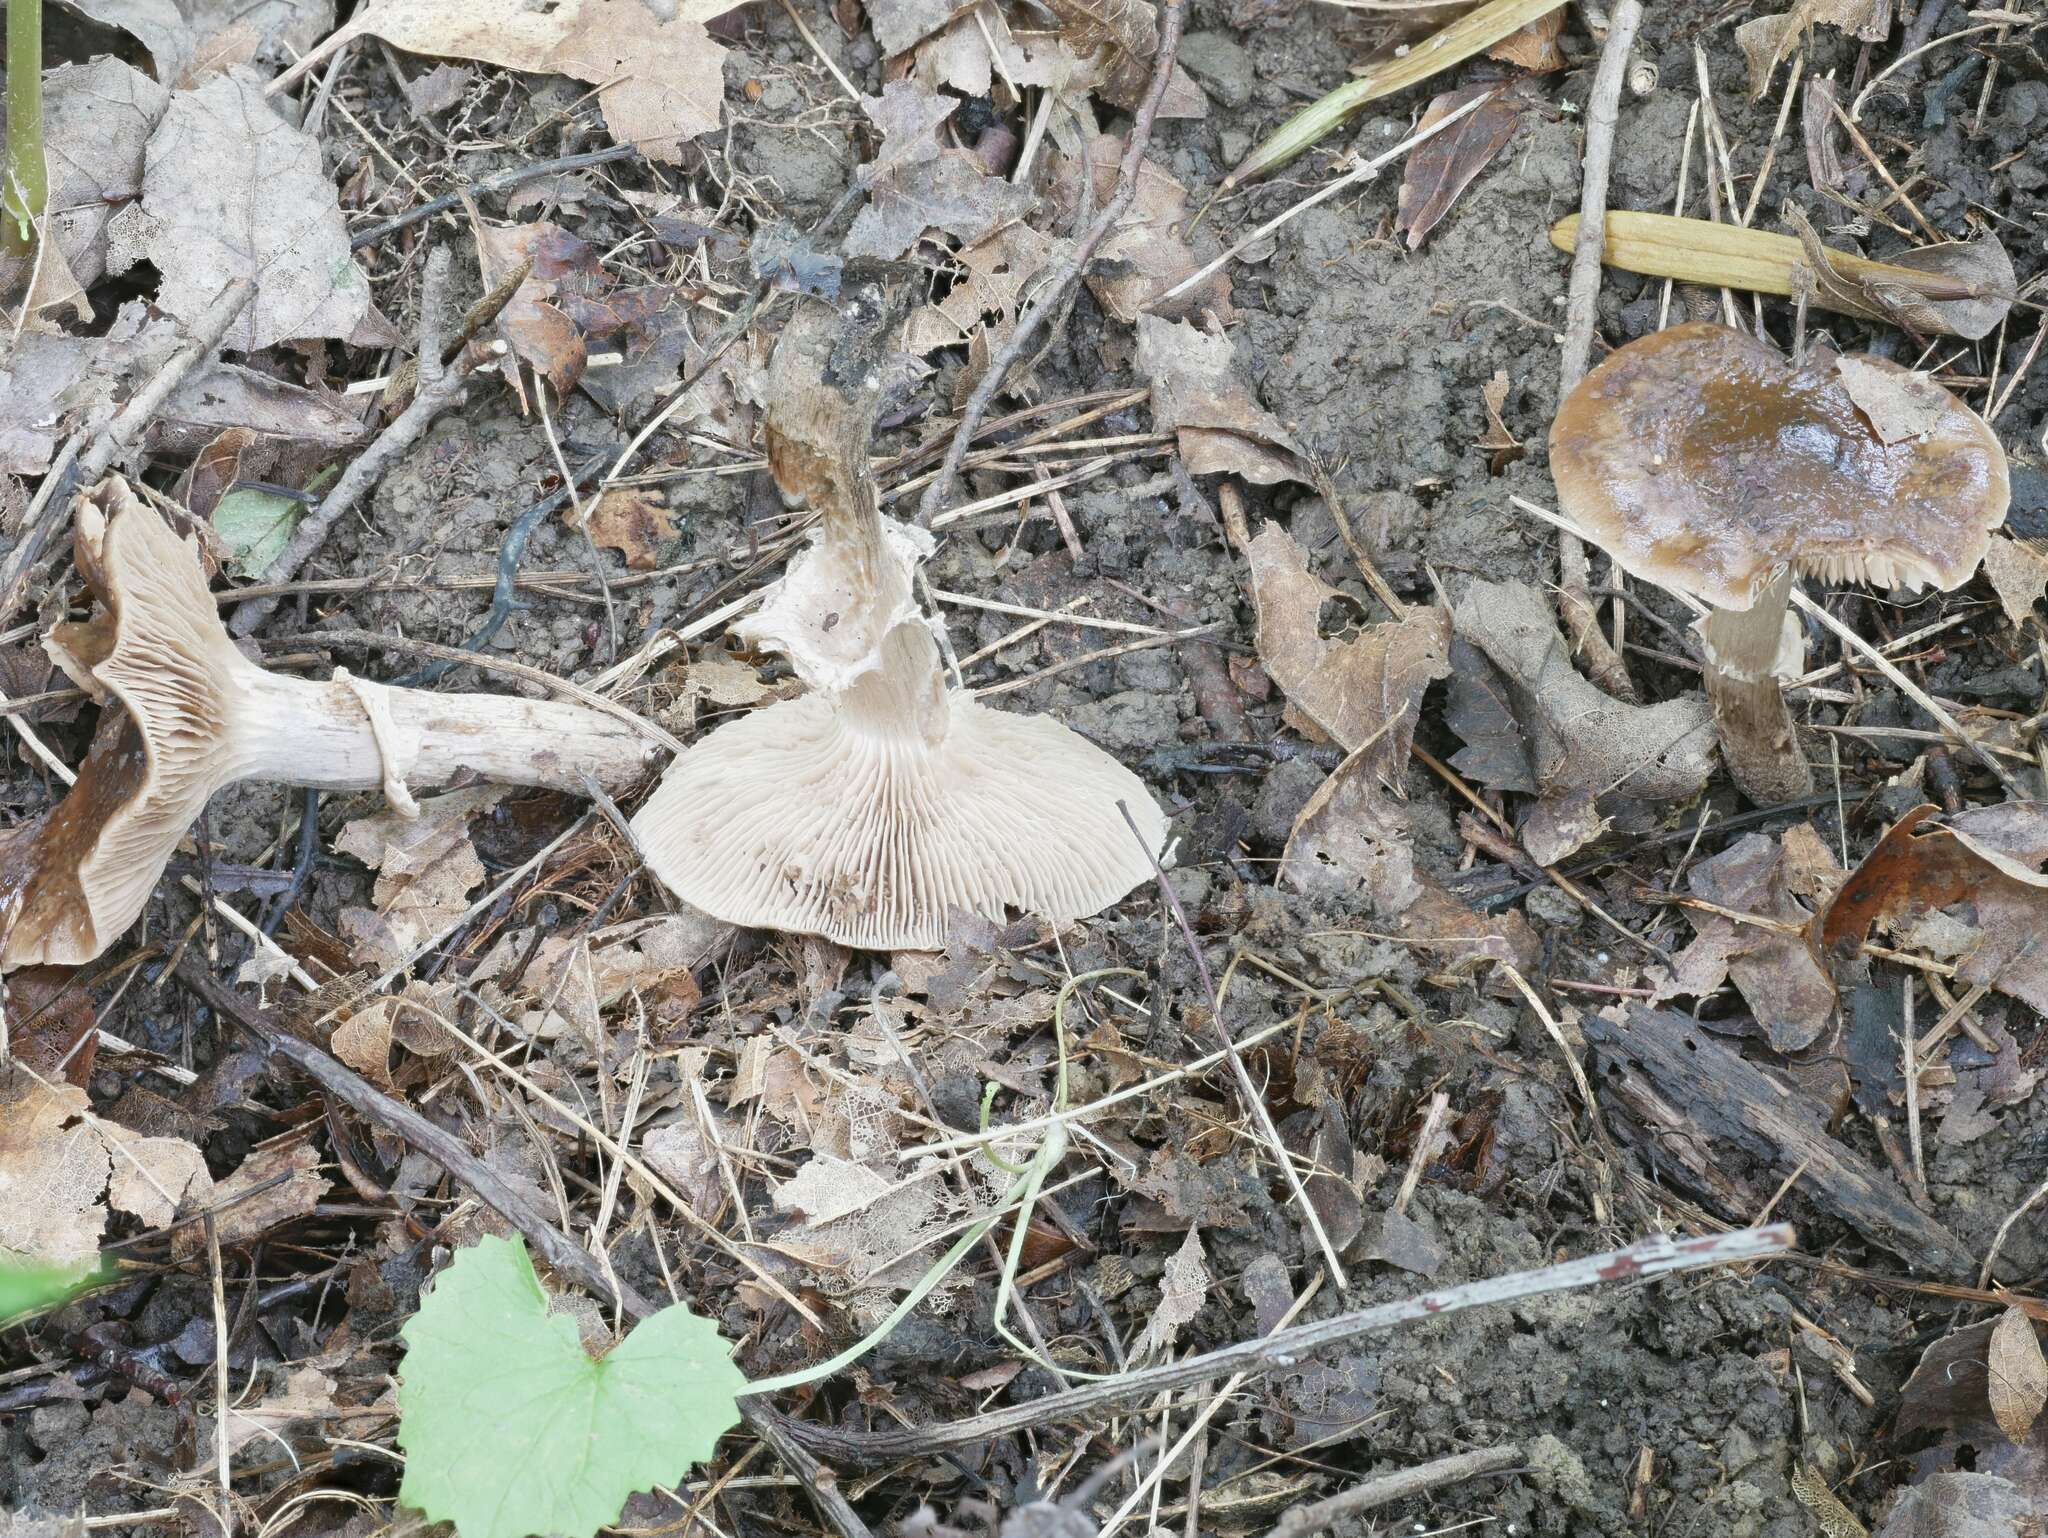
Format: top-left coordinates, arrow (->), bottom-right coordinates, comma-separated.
1555,0 -> 1643,701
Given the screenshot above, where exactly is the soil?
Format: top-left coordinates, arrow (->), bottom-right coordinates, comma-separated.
6,1 -> 2048,1536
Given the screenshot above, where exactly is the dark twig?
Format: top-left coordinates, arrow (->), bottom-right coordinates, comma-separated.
173,958 -> 660,1318
915,0 -> 1188,526
737,1404 -> 876,1538
229,248 -> 478,637
349,145 -> 641,251
754,1225 -> 1794,1466
1554,0 -> 1644,702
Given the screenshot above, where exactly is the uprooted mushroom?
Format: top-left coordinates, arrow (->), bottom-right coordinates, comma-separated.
631,280 -> 1171,949
1548,321 -> 2010,804
0,478 -> 663,969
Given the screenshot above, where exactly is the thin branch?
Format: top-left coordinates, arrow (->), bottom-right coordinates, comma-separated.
1554,0 -> 1644,701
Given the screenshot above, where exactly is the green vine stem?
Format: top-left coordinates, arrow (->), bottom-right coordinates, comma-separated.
4,0 -> 47,262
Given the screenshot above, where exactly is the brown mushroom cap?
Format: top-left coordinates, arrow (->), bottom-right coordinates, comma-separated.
634,602 -> 1169,951
1549,322 -> 2009,610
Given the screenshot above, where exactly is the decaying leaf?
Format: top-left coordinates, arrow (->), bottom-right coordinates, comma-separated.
1836,356 -> 1953,445
1397,83 -> 1531,250
843,81 -> 1035,260
1452,580 -> 1717,863
583,488 -> 677,570
1821,803 -> 2048,1015
336,789 -> 506,969
1,1067 -> 212,1263
1981,536 -> 2048,631
59,0 -> 335,87
472,912 -> 731,1042
1045,0 -> 1206,115
1658,831 -> 1838,1052
175,1140 -> 325,1256
218,1365 -> 344,1456
1138,316 -> 1303,484
1486,7 -> 1565,70
1282,742 -> 1538,971
1240,521 -> 1450,785
1474,368 -> 1525,471
1736,0 -> 1889,97
1137,1227 -> 1210,1357
907,222 -> 1065,357
271,0 -> 743,163
1055,133 -> 1233,322
1989,1306 -> 2048,1445
0,60 -> 168,308
1444,638 -> 1534,793
773,1155 -> 896,1227
142,71 -> 370,352
864,0 -> 958,56
1873,1473 -> 2035,1538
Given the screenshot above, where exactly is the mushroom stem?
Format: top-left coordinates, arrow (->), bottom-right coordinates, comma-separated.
225,659 -> 654,797
1698,570 -> 1813,803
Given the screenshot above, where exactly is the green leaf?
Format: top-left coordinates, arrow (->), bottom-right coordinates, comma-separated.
211,488 -> 302,579
396,1234 -> 746,1538
0,1258 -> 96,1319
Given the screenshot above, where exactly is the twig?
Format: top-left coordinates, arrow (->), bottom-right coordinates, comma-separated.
348,145 -> 641,250
759,1225 -> 1795,1464
175,959 -> 659,1317
1554,0 -> 1644,702
1120,801 -> 1350,1290
1788,587 -> 2024,796
0,278 -> 257,626
229,250 -> 480,637
1980,1173 -> 2048,1288
916,0 -> 1187,526
1393,1092 -> 1449,1216
737,1404 -> 874,1538
1269,1445 -> 1525,1538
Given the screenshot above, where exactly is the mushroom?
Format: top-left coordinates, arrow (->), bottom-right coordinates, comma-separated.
631,288 -> 1170,950
0,478 -> 661,969
1548,321 -> 2009,804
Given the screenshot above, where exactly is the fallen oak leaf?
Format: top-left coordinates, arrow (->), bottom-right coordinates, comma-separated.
1138,315 -> 1301,484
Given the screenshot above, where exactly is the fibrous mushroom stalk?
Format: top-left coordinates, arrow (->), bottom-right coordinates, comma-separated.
1697,570 -> 1812,803
1,480 -> 661,970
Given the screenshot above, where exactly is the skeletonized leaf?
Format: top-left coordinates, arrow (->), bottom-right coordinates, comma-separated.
1981,537 -> 2048,631
1989,1304 -> 2048,1444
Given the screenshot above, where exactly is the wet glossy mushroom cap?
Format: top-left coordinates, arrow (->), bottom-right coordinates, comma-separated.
1549,322 -> 2009,610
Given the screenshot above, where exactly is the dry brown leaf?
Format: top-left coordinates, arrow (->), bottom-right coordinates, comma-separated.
218,1365 -> 342,1456
1659,831 -> 1837,1052
1821,802 -> 2048,1015
1736,0 -> 1887,96
1452,580 -> 1717,863
141,71 -> 369,352
0,60 -> 167,313
335,787 -> 505,969
177,1141 -> 325,1256
1486,8 -> 1565,71
0,1067 -> 211,1263
844,81 -> 1035,260
1871,1472 -> 2033,1538
1982,536 -> 2048,631
1397,84 -> 1529,251
1474,367 -> 1525,471
1046,0 -> 1206,114
583,487 -> 676,569
1138,316 -> 1301,484
273,0 -> 740,163
1056,135 -> 1232,323
865,0 -> 959,55
472,912 -> 730,1041
1836,356 -> 1953,444
907,222 -> 1065,357
1989,1305 -> 2048,1445
1241,522 -> 1449,787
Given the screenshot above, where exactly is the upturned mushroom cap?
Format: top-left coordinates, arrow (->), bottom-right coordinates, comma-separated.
3,483 -> 242,968
630,284 -> 1170,950
1549,322 -> 2009,610
634,619 -> 1170,950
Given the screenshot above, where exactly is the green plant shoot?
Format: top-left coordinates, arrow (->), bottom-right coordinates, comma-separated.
4,0 -> 47,261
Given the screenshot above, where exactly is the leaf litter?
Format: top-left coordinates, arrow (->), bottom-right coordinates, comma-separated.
7,2 -> 2048,1536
